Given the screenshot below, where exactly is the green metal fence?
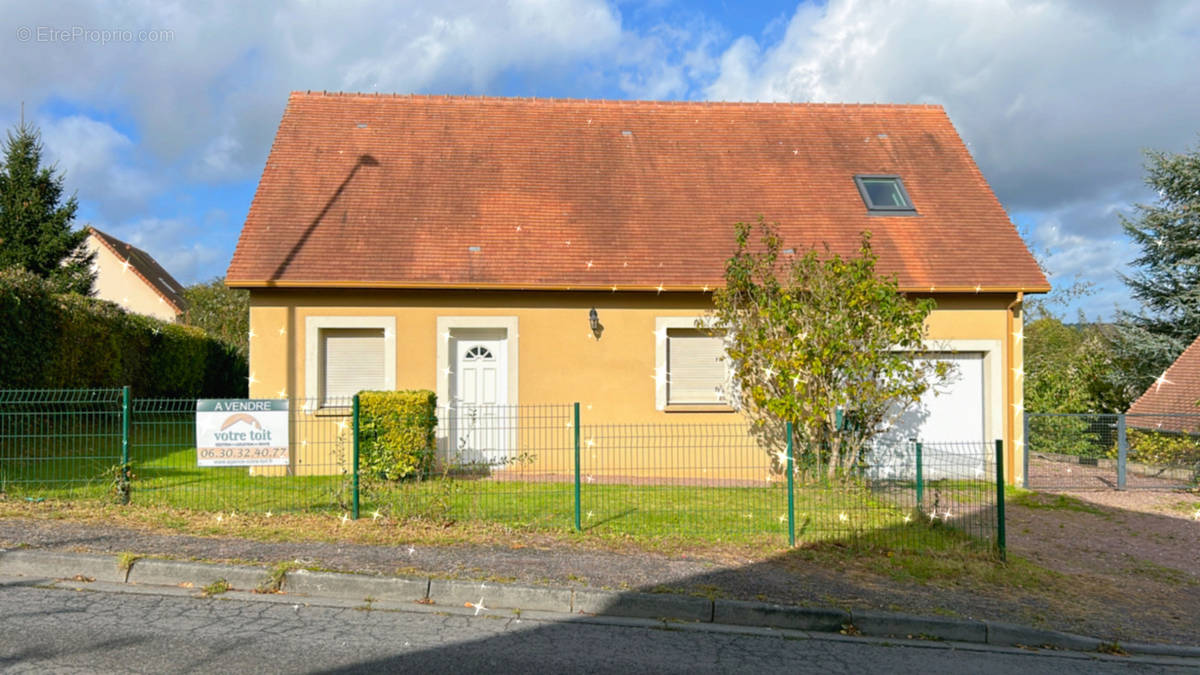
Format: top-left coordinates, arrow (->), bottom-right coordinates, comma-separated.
0,388 -> 124,499
0,388 -> 1004,553
130,396 -> 355,513
358,402 -> 577,529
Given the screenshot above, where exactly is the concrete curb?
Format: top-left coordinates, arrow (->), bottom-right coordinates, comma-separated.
127,559 -> 270,591
852,609 -> 987,644
0,550 -> 128,584
2,548 -> 1198,659
714,599 -> 848,633
285,569 -> 428,603
574,588 -> 712,621
431,579 -> 572,613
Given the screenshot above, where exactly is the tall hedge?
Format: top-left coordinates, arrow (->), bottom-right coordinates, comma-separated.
358,390 -> 437,479
0,267 -> 246,396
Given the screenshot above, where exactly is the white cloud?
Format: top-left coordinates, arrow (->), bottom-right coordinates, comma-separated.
3,0 -> 627,183
99,217 -> 225,285
1018,203 -> 1137,321
616,18 -> 725,100
39,115 -> 155,217
194,133 -> 243,180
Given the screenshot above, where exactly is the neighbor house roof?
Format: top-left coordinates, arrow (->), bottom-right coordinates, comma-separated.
227,93 -> 1049,293
88,227 -> 188,313
1127,333 -> 1200,432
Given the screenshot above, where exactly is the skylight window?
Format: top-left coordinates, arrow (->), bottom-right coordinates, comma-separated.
855,175 -> 915,213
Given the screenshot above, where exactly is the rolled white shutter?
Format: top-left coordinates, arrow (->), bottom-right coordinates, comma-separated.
322,328 -> 385,404
667,329 -> 726,404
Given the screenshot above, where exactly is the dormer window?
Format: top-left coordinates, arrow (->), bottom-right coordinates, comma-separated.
855,175 -> 916,213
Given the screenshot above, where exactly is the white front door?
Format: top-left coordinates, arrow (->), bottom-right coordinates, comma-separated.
449,330 -> 508,465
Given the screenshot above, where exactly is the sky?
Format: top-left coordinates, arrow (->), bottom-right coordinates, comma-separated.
3,0 -> 1199,320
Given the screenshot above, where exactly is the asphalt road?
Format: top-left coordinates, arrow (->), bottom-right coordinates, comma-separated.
0,583 -> 1191,674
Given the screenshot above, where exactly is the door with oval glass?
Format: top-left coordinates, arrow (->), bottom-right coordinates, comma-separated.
449,329 -> 509,466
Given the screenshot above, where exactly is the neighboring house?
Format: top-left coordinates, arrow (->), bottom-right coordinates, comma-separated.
1126,333 -> 1200,433
85,227 -> 187,322
226,93 -> 1048,481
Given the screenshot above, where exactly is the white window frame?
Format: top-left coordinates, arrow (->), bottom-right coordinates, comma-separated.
654,316 -> 732,411
305,316 -> 396,409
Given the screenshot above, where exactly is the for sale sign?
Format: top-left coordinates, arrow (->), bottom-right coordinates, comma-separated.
196,399 -> 289,467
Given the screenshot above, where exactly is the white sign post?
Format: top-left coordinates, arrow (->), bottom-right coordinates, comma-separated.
196,399 -> 290,467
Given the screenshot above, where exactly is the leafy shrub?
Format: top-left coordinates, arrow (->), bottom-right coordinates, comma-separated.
1027,414 -> 1103,457
357,390 -> 437,480
180,278 -> 248,359
1123,429 -> 1200,470
0,267 -> 246,396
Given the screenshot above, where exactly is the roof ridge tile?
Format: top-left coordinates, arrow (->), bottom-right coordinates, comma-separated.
285,90 -> 944,111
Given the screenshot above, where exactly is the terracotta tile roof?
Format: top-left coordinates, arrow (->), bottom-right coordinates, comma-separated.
1127,333 -> 1200,432
88,227 -> 188,313
227,93 -> 1049,293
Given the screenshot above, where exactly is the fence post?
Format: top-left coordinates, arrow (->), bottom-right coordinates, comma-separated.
994,439 -> 1006,561
351,394 -> 360,520
1022,411 -> 1030,488
1116,413 -> 1127,490
786,421 -> 795,547
121,386 -> 131,505
915,441 -> 924,507
121,386 -> 130,467
573,402 -> 581,532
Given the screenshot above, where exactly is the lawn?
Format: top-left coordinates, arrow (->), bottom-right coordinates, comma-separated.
2,455 -> 997,550
1,417 -> 999,550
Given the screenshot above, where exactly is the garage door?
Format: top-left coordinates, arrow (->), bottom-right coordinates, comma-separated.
912,352 -> 985,445
872,352 -> 986,479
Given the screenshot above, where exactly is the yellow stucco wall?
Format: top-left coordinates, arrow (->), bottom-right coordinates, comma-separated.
85,236 -> 180,322
247,289 -> 1024,482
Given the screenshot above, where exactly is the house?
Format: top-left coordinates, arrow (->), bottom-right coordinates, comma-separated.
85,227 -> 187,322
226,93 -> 1048,482
1126,333 -> 1200,434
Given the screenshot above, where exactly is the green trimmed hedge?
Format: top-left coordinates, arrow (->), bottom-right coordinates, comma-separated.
358,390 -> 437,480
0,267 -> 246,396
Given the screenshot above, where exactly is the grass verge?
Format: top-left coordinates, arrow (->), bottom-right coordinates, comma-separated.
1,465 -> 1000,550
1008,491 -> 1109,516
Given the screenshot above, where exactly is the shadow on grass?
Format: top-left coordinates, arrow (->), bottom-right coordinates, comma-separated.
583,507 -> 639,530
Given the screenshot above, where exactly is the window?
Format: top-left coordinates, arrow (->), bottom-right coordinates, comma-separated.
464,345 -> 494,361
320,328 -> 385,406
666,328 -> 728,405
304,316 -> 395,409
854,175 -> 915,213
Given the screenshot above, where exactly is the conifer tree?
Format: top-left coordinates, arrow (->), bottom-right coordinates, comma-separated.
1115,141 -> 1200,395
0,121 -> 94,294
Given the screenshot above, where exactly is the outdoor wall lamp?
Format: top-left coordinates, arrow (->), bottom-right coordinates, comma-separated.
588,307 -> 604,340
